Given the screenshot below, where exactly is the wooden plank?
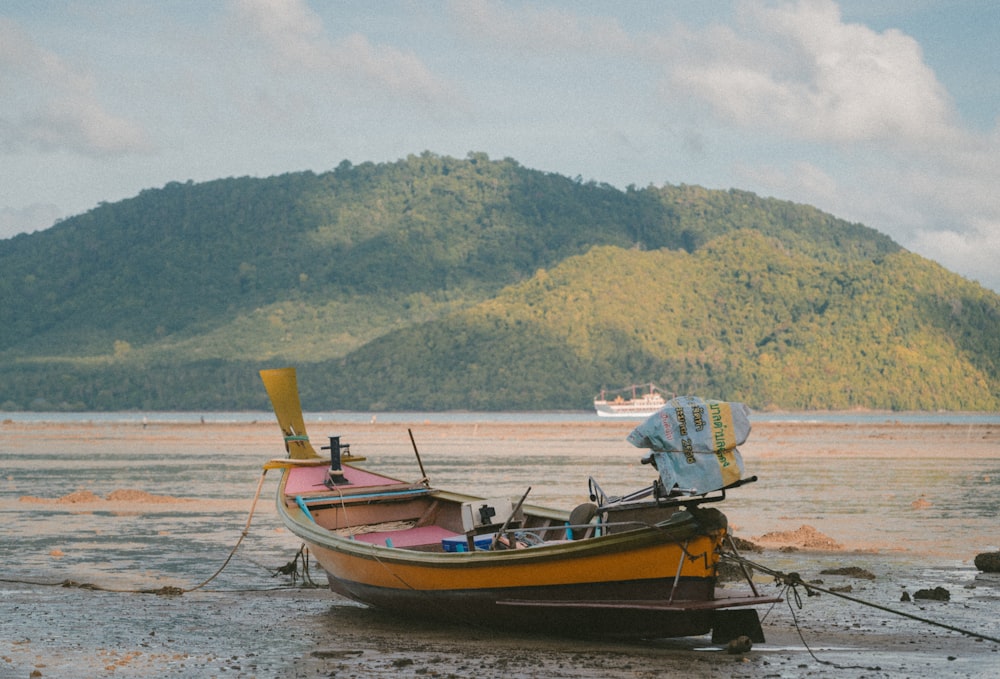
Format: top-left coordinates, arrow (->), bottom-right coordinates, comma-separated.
495,595 -> 782,612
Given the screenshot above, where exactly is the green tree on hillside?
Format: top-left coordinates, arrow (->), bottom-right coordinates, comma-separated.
0,153 -> 995,411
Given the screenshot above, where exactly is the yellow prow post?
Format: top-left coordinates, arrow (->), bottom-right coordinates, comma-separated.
259,367 -> 320,459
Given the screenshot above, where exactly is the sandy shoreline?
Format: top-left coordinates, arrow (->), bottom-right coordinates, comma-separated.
5,418 -> 998,549
3,418 -> 999,677
4,418 -> 999,454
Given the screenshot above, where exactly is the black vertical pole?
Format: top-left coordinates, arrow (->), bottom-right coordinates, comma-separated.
322,435 -> 350,486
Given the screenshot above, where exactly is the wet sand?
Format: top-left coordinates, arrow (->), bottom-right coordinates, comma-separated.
1,418 -> 999,677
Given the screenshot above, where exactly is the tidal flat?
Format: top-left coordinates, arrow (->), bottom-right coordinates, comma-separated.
1,417 -> 998,678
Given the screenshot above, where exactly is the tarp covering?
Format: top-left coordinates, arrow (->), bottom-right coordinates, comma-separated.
627,396 -> 751,495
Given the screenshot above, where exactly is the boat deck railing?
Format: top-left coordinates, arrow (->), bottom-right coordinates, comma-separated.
506,515 -> 697,545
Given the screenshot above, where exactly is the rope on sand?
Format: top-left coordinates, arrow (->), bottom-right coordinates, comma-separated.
723,553 -> 1000,645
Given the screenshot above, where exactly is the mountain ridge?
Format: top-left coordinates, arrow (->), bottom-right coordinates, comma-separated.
1,152 -> 996,411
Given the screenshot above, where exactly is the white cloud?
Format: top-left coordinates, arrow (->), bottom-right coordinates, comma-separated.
738,160 -> 839,204
659,0 -> 961,146
229,0 -> 455,105
0,18 -> 151,157
910,221 -> 1000,292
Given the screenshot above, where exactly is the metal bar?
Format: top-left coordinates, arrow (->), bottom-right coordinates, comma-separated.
407,428 -> 429,485
726,533 -> 760,596
299,488 -> 432,505
295,495 -> 316,523
522,520 -> 652,535
491,487 -> 531,550
668,539 -> 688,604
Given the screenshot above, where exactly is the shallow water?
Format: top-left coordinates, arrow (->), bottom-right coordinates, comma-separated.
1,417 -> 998,677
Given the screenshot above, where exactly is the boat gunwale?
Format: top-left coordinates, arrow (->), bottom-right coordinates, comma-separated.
275,468 -> 716,568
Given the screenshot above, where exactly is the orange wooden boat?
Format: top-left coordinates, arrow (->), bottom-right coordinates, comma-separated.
260,368 -> 778,642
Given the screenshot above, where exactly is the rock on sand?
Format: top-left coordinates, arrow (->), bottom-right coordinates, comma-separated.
752,525 -> 843,550
974,551 -> 1000,573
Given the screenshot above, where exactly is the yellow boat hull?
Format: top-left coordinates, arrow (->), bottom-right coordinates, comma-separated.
275,468 -> 772,639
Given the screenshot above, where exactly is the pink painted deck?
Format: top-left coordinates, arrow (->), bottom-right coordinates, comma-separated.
284,464 -> 407,496
349,525 -> 459,548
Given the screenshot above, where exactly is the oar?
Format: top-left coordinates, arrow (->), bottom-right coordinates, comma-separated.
407,428 -> 429,486
259,367 -> 320,459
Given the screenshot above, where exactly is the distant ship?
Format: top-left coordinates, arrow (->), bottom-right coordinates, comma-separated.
594,384 -> 668,418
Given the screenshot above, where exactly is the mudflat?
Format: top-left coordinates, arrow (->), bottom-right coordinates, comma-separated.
1,417 -> 998,678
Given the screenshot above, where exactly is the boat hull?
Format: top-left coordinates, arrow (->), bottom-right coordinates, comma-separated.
594,403 -> 663,418
594,384 -> 667,417
302,532 -> 723,637
324,574 -> 719,637
275,467 -> 772,639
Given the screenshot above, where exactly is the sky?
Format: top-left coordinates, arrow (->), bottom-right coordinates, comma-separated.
3,0 -> 1000,292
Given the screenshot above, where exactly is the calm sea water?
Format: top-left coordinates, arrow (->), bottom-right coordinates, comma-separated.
1,414 -> 998,677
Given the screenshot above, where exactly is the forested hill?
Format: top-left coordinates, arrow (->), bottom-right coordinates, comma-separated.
1,152 -> 997,411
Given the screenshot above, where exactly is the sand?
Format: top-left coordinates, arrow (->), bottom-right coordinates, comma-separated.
1,417 -> 998,678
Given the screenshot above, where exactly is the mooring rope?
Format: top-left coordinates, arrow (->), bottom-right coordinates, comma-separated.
776,580 -> 885,672
0,467 -> 303,595
181,466 -> 270,593
723,553 -> 1000,645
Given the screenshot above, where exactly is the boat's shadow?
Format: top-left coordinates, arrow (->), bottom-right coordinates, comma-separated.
314,599 -> 713,654
296,602 -> 732,677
